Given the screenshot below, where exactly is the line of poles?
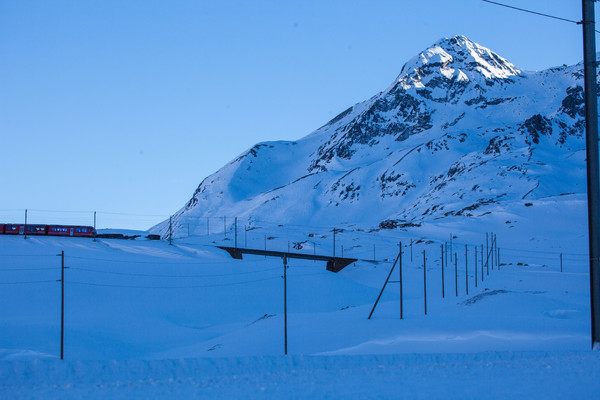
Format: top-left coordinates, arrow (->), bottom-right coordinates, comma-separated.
369,233 -> 501,320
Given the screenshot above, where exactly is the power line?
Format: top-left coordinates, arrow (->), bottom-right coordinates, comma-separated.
0,267 -> 56,271
0,280 -> 56,285
0,254 -> 58,257
68,275 -> 280,289
481,0 -> 600,33
66,255 -> 267,265
481,0 -> 581,25
69,266 -> 280,278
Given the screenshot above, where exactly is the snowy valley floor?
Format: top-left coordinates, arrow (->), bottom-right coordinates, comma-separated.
1,212 -> 599,398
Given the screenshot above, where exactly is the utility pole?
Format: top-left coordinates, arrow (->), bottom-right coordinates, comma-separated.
465,244 -> 468,295
423,250 -> 427,315
57,250 -> 66,360
441,244 -> 445,298
168,216 -> 173,245
234,217 -> 238,248
93,211 -> 97,242
283,255 -> 288,355
583,0 -> 600,349
24,209 -> 27,240
399,242 -> 403,319
332,228 -> 337,257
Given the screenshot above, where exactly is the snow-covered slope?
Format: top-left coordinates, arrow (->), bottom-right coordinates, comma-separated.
153,35 -> 590,239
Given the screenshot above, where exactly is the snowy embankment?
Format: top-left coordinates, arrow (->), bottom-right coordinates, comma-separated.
2,352 -> 600,399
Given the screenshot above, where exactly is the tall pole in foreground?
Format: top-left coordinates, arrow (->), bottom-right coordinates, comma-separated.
283,255 -> 288,355
59,250 -> 65,360
582,0 -> 600,349
24,209 -> 28,240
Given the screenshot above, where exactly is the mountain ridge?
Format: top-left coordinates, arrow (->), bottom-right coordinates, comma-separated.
152,35 -> 591,238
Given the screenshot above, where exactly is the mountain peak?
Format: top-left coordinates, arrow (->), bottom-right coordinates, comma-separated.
396,35 -> 521,88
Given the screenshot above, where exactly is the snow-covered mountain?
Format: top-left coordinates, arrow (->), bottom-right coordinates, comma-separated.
153,35 -> 590,238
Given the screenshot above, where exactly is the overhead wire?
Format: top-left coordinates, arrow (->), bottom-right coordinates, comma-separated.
481,0 -> 600,34
69,266 -> 281,278
68,275 -> 280,289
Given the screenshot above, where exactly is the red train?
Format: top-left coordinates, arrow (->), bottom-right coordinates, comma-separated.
0,224 -> 96,238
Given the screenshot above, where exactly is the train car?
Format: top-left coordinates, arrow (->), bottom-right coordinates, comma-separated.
47,225 -> 96,237
4,224 -> 25,235
4,224 -> 48,235
0,224 -> 96,238
72,226 -> 96,237
24,225 -> 48,235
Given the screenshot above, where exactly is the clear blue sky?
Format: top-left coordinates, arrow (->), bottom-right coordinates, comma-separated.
0,0 -> 594,230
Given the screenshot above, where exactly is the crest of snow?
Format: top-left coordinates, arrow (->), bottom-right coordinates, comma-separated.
396,35 -> 521,88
